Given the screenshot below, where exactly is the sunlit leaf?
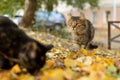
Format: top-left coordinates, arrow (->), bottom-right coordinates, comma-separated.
11,64 -> 21,73
45,60 -> 55,69
91,63 -> 106,71
43,69 -> 64,80
84,56 -> 93,65
105,58 -> 114,65
64,59 -> 77,68
77,62 -> 85,68
90,71 -> 105,80
18,74 -> 34,80
67,52 -> 77,59
0,71 -> 10,80
88,51 -> 95,56
80,48 -> 88,55
77,76 -> 93,80
103,76 -> 116,80
41,75 -> 47,80
76,56 -> 93,65
64,68 -> 77,80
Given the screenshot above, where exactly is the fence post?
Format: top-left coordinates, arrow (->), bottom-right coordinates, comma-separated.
108,21 -> 111,49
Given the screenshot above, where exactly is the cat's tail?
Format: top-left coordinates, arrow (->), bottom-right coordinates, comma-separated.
87,43 -> 98,50
87,41 -> 104,50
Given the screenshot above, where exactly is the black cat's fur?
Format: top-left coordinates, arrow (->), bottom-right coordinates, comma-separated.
0,16 -> 53,74
0,16 -> 18,28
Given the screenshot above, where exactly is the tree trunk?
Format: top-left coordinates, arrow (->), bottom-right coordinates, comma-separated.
19,0 -> 37,27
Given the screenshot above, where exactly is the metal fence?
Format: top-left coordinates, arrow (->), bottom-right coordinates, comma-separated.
108,21 -> 120,49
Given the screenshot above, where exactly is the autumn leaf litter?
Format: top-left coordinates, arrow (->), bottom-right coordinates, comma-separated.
0,28 -> 120,80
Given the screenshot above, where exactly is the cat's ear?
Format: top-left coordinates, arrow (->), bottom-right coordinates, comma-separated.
44,44 -> 53,51
79,12 -> 85,20
26,41 -> 37,59
67,13 -> 72,19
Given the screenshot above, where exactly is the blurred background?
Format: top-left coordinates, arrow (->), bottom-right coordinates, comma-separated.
0,0 -> 120,49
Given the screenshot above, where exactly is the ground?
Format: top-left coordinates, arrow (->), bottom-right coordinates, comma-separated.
0,28 -> 120,80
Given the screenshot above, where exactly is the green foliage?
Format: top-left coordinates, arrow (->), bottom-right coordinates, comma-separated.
106,64 -> 117,78
0,0 -> 24,17
37,0 -> 98,11
88,0 -> 99,8
62,0 -> 99,9
37,0 -> 58,11
107,65 -> 117,73
0,0 -> 98,16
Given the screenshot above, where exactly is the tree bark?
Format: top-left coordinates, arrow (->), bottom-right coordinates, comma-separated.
19,0 -> 37,27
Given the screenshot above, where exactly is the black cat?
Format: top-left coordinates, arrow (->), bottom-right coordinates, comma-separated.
0,16 -> 18,28
0,16 -> 53,74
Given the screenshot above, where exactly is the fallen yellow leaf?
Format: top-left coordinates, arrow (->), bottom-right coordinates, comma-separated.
11,64 -> 21,73
43,68 -> 64,80
41,75 -> 47,80
67,52 -> 78,59
77,62 -> 85,68
88,51 -> 95,56
105,58 -> 114,65
80,48 -> 88,55
64,59 -> 77,68
18,74 -> 34,80
45,60 -> 55,69
64,68 -> 77,80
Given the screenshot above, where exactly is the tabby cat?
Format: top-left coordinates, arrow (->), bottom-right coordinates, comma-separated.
68,13 -> 95,49
0,16 -> 53,74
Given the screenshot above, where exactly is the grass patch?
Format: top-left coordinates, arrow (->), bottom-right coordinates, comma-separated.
30,25 -> 71,39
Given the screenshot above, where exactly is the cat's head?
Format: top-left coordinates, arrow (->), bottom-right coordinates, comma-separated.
19,41 -> 53,74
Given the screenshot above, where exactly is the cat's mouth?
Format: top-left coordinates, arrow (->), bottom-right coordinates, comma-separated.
72,23 -> 78,30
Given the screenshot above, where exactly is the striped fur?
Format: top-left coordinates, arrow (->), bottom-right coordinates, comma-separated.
68,13 -> 95,49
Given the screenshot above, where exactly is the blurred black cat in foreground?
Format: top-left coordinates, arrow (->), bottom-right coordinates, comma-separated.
0,16 -> 18,28
0,16 -> 53,74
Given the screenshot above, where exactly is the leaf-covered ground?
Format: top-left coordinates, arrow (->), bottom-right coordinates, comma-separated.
0,28 -> 120,80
